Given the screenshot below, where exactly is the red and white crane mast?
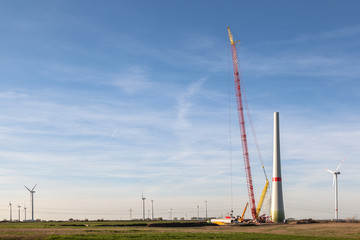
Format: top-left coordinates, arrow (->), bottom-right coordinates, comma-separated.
227,27 -> 257,220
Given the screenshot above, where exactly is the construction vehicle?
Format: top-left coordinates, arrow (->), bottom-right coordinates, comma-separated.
210,202 -> 248,225
256,180 -> 269,218
240,202 -> 248,221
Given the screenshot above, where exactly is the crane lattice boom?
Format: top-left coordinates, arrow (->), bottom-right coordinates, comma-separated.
227,27 -> 256,220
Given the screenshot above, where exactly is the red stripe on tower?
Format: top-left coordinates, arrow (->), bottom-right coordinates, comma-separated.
272,177 -> 282,182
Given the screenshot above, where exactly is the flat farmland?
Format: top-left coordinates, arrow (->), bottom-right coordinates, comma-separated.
0,221 -> 358,239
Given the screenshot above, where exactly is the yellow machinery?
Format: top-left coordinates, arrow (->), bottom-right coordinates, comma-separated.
240,179 -> 269,221
239,202 -> 248,221
255,180 -> 269,218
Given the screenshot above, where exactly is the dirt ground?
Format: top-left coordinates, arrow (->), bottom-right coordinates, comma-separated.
199,222 -> 360,238
146,222 -> 360,239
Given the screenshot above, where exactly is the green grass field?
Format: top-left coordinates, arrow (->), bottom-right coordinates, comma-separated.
46,232 -> 348,240
0,221 -> 358,240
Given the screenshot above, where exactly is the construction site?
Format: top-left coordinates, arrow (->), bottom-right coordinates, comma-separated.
1,0 -> 360,239
207,27 -> 284,226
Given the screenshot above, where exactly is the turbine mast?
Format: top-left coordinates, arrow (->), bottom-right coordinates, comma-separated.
31,191 -> 34,221
142,192 -> 146,220
24,184 -> 37,221
325,159 -> 344,221
18,205 -> 21,221
24,206 -> 27,221
271,112 -> 285,222
9,202 -> 12,222
334,173 -> 339,220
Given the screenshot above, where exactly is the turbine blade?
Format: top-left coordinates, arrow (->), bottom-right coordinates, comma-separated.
325,168 -> 334,174
32,183 -> 37,191
332,176 -> 336,192
335,158 -> 345,171
24,185 -> 31,192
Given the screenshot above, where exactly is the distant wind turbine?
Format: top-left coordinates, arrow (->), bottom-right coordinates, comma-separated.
168,208 -> 172,220
18,205 -> 21,221
142,191 -> 146,220
9,202 -> 12,221
24,184 -> 37,221
24,205 -> 27,221
325,159 -> 344,221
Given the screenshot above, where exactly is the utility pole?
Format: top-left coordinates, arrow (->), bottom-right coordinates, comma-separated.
205,201 -> 208,220
197,205 -> 199,219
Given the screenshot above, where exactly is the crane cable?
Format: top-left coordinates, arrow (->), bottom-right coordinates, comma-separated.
236,45 -> 268,182
227,41 -> 234,213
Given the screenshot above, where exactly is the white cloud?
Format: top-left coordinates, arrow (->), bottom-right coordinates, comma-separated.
174,78 -> 206,130
241,52 -> 360,80
254,24 -> 360,46
111,66 -> 153,94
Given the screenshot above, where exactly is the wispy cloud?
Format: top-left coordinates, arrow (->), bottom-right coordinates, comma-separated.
239,25 -> 360,81
174,78 -> 206,131
254,24 -> 360,46
110,66 -> 153,94
241,51 -> 360,80
0,86 -> 359,220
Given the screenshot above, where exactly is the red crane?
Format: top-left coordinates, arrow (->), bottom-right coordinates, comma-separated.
227,27 -> 257,220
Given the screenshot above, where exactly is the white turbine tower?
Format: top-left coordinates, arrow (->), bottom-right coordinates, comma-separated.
141,192 -> 146,220
18,205 -> 21,222
24,184 -> 37,221
24,205 -> 27,221
325,159 -> 344,221
9,202 -> 12,221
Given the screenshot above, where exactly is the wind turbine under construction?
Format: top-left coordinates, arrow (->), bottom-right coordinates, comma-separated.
325,159 -> 345,221
24,184 -> 37,221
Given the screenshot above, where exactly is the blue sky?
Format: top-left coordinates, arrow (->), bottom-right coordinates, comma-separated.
0,0 -> 359,221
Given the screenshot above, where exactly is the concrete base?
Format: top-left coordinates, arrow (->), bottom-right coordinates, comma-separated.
271,210 -> 285,223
